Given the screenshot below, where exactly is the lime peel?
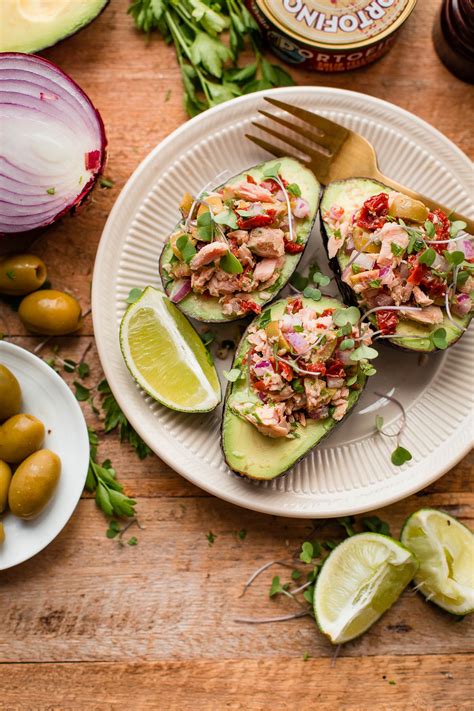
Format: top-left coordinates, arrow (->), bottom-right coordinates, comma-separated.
314,532 -> 418,644
401,508 -> 474,616
120,287 -> 221,413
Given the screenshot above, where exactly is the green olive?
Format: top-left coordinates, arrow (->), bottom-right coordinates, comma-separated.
0,461 -> 12,513
0,414 -> 45,464
0,254 -> 47,296
389,194 -> 429,223
8,449 -> 61,519
0,521 -> 4,544
0,364 -> 22,421
18,290 -> 83,335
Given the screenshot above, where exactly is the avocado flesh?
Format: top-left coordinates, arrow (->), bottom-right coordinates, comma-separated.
0,0 -> 108,53
222,296 -> 367,480
320,179 -> 472,352
159,157 -> 321,323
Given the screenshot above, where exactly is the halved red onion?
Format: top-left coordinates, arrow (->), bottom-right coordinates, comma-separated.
169,278 -> 191,303
0,53 -> 106,236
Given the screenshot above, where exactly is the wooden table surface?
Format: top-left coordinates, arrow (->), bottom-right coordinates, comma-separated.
0,1 -> 473,708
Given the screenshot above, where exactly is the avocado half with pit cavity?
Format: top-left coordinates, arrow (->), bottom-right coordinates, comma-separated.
0,0 -> 109,53
320,178 -> 472,352
222,295 -> 369,481
159,157 -> 321,323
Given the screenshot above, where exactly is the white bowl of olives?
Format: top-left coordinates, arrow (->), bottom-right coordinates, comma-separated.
0,341 -> 89,570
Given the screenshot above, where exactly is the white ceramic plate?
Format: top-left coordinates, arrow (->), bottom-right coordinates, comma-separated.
92,87 -> 474,518
0,342 -> 89,569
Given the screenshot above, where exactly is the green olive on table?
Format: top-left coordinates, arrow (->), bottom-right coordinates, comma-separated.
0,460 -> 12,513
0,414 -> 45,464
18,290 -> 83,335
8,449 -> 61,520
0,521 -> 4,544
0,254 -> 47,296
0,364 -> 22,422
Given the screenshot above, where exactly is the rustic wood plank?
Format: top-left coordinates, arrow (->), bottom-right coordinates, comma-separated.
0,498 -> 472,663
1,655 -> 472,710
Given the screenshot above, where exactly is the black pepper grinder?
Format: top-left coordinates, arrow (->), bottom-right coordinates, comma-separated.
433,0 -> 474,83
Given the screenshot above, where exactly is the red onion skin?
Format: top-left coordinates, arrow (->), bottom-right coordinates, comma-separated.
0,53 -> 107,245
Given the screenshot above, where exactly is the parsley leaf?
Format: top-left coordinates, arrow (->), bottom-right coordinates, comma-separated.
98,380 -> 151,459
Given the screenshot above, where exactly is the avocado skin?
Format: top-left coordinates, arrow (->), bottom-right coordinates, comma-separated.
159,158 -> 321,323
319,178 -> 472,353
221,295 -> 368,481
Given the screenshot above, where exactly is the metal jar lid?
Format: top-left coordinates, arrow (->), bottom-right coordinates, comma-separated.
255,0 -> 417,49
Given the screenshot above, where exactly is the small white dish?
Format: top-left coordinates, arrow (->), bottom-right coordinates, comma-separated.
0,341 -> 89,570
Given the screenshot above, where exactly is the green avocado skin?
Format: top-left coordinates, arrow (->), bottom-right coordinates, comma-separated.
319,178 -> 472,353
159,157 -> 321,323
221,296 -> 368,481
2,0 -> 109,53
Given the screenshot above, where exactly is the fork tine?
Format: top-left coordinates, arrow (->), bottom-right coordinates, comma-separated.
251,121 -> 332,170
264,97 -> 349,154
245,133 -> 311,164
258,109 -> 336,153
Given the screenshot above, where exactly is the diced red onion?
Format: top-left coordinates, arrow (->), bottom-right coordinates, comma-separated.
170,278 -> 191,303
254,360 -> 271,369
308,405 -> 329,420
461,239 -> 474,260
0,53 -> 106,237
286,331 -> 308,354
327,377 -> 344,389
258,392 -> 266,402
292,197 -> 310,219
350,251 -> 376,271
345,237 -> 355,253
453,293 -> 472,316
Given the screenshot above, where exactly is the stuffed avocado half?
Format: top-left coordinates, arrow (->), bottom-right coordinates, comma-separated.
159,158 -> 321,323
320,179 -> 473,352
222,295 -> 376,480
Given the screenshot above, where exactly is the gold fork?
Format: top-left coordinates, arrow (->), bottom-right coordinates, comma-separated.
247,97 -> 474,234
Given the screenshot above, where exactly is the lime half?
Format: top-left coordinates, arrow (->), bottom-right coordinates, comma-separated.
120,287 -> 221,412
401,508 -> 474,615
314,532 -> 418,644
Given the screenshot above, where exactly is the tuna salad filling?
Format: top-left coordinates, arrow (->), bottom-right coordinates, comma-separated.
163,171 -> 311,318
324,192 -> 474,335
230,298 -> 375,439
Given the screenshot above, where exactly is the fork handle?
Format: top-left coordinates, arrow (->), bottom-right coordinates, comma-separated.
376,171 -> 474,234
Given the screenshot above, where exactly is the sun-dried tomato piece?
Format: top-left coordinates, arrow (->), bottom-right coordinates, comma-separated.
427,208 -> 450,254
305,362 -> 327,376
357,192 -> 389,231
284,239 -> 305,254
239,299 -> 261,315
376,310 -> 398,335
237,210 -> 276,230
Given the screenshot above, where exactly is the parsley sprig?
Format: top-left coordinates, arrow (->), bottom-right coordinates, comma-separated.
128,0 -> 294,116
86,428 -> 137,518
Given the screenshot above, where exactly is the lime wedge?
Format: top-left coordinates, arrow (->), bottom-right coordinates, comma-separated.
314,533 -> 418,644
120,287 -> 221,412
401,508 -> 474,615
